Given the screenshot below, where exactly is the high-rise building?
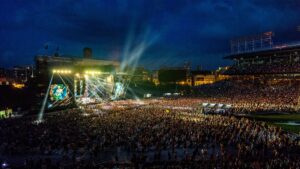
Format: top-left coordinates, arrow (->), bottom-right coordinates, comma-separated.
11,66 -> 34,83
83,47 -> 92,59
0,67 -> 5,78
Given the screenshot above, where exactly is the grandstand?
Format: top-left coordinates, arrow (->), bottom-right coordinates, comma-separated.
192,35 -> 300,112
224,42 -> 300,76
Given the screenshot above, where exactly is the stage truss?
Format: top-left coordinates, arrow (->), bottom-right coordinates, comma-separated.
46,70 -> 131,109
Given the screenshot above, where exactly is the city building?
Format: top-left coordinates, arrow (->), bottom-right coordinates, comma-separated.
11,66 -> 34,83
0,66 -> 32,87
83,47 -> 93,59
191,70 -> 215,86
154,65 -> 231,87
0,67 -> 6,77
130,67 -> 151,82
157,67 -> 192,86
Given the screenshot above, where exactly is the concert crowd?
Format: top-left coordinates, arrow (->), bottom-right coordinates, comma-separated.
194,79 -> 300,113
0,103 -> 299,169
225,62 -> 300,75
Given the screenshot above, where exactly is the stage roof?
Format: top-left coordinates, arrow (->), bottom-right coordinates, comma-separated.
35,55 -> 120,66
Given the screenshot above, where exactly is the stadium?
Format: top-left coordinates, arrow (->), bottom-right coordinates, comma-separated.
1,1 -> 300,167
1,34 -> 300,168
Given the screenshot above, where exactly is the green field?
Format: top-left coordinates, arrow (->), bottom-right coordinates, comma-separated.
250,114 -> 300,134
271,124 -> 300,134
253,114 -> 300,121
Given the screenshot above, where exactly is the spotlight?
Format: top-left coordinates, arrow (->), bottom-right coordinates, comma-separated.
2,162 -> 8,168
53,69 -> 72,74
84,70 -> 101,75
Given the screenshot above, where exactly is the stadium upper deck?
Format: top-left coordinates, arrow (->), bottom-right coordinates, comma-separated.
224,42 -> 300,75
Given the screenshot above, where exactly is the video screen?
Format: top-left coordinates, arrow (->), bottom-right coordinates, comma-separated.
49,84 -> 69,102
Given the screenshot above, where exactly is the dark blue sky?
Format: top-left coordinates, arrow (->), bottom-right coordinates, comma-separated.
1,0 -> 300,69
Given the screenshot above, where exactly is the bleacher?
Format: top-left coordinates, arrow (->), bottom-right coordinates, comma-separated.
224,43 -> 300,75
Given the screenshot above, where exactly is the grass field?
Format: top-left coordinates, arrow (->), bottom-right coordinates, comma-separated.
271,123 -> 300,134
253,114 -> 300,121
250,114 -> 300,134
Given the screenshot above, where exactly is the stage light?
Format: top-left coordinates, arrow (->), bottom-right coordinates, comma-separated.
2,162 -> 8,168
12,83 -> 25,89
53,69 -> 72,74
107,75 -> 113,83
48,104 -> 53,108
38,74 -> 53,122
84,70 -> 101,75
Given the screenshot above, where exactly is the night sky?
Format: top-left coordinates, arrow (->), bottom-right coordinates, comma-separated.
1,0 -> 300,69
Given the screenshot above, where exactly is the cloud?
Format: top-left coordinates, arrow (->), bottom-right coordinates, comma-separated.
0,0 -> 300,69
